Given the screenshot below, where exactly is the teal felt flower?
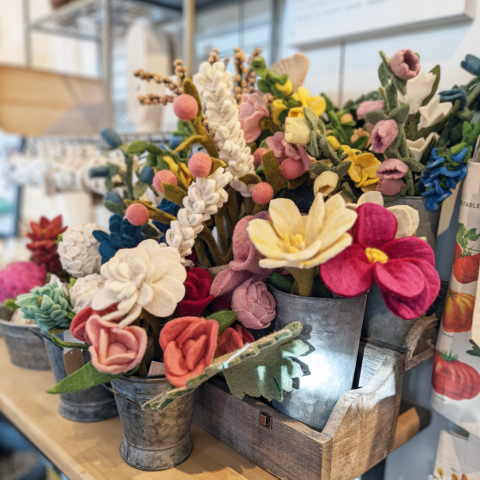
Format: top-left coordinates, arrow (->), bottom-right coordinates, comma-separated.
16,283 -> 73,333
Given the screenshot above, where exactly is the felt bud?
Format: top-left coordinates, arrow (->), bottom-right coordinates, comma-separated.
371,120 -> 398,153
390,49 -> 421,81
284,117 -> 311,146
280,158 -> 303,180
173,94 -> 198,121
350,128 -> 371,148
125,203 -> 150,226
376,158 -> 408,179
153,170 -> 177,193
356,101 -> 384,120
314,171 -> 339,197
327,136 -> 341,150
188,152 -> 212,178
253,147 -> 268,168
139,166 -> 155,184
340,113 -> 353,123
252,182 -> 274,205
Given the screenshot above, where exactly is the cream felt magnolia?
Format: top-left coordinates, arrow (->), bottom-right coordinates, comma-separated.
91,240 -> 186,328
418,96 -> 452,130
398,69 -> 436,114
406,132 -> 439,161
247,193 -> 357,270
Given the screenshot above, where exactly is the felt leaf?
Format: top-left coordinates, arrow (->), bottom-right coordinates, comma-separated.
141,222 -> 161,238
364,110 -> 387,125
50,333 -> 89,351
392,75 -> 407,96
142,322 -> 304,411
133,180 -> 148,199
108,163 -> 120,176
287,172 -> 309,190
351,135 -> 369,150
310,162 -> 330,175
104,200 -> 126,215
263,150 -> 288,193
163,183 -> 187,207
267,272 -> 293,293
127,141 -> 163,155
330,161 -> 352,180
378,61 -> 391,88
401,157 -> 425,173
388,104 -> 410,126
422,65 -> 441,108
211,157 -> 226,174
238,173 -> 262,185
156,156 -> 170,171
206,310 -> 237,334
47,361 -> 139,394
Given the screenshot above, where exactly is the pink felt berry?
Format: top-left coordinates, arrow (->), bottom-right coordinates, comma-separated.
188,152 -> 212,178
153,170 -> 177,193
252,182 -> 273,205
125,203 -> 149,226
280,158 -> 303,180
173,94 -> 198,121
253,148 -> 268,168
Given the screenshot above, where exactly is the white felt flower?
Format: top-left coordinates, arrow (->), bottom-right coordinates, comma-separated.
417,96 -> 452,130
92,239 -> 186,328
398,70 -> 436,114
58,223 -> 103,278
406,132 -> 439,162
69,273 -> 106,313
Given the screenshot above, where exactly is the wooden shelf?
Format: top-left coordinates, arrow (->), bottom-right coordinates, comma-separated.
0,339 -> 274,480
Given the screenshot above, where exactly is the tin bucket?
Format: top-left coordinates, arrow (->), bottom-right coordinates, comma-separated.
43,333 -> 118,422
0,320 -> 50,370
270,287 -> 367,429
110,376 -> 194,471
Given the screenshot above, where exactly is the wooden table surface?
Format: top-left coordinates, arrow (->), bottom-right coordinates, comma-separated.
0,339 -> 274,480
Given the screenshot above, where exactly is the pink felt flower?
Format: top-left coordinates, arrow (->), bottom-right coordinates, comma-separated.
239,93 -> 270,144
371,120 -> 398,153
356,100 -> 385,120
265,131 -> 311,173
320,203 -> 440,320
376,158 -> 409,179
0,261 -> 46,302
210,212 -> 272,299
86,315 -> 147,375
232,278 -> 276,329
390,49 -> 421,81
70,305 -> 118,343
214,324 -> 254,357
376,178 -> 405,196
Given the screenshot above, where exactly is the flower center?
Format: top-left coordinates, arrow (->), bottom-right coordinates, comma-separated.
283,233 -> 306,253
365,248 -> 388,264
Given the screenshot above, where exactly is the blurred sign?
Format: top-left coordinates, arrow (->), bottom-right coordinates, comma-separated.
287,0 -> 475,47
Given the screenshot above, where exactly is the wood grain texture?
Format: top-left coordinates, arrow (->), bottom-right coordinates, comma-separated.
403,315 -> 439,370
0,339 -> 274,480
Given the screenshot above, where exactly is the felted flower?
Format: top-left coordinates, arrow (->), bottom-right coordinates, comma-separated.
92,239 -> 187,327
406,133 -> 438,162
398,70 -> 436,114
265,131 -> 311,172
232,278 -> 276,329
210,212 -> 272,298
173,267 -> 215,317
271,99 -> 288,125
375,159 -> 407,196
69,273 -> 106,313
275,79 -> 293,97
153,198 -> 180,242
16,283 -> 73,333
390,49 -> 421,80
58,223 -> 103,278
214,324 -> 254,357
350,128 -> 371,148
93,215 -> 145,264
289,87 -> 326,119
284,117 -> 311,145
69,305 -> 118,343
371,120 -> 398,153
439,88 -> 467,110
86,314 -> 147,375
461,54 -> 480,75
376,178 -> 405,196
314,171 -> 339,197
344,151 -> 381,191
356,101 -> 385,120
320,203 -> 440,320
239,93 -> 270,144
0,262 -> 46,303
418,96 -> 452,130
247,193 -> 357,269
160,316 -> 219,387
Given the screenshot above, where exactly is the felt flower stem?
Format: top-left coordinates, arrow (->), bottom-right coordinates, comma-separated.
141,310 -> 164,362
198,225 -> 226,266
50,333 -> 89,351
244,197 -> 255,215
194,238 -> 212,268
214,210 -> 229,255
287,267 -> 314,297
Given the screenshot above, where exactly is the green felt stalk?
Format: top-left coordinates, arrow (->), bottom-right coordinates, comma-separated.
214,210 -> 229,256
267,272 -> 293,293
206,310 -> 237,334
197,226 -> 224,267
50,333 -> 89,351
287,267 -> 314,297
194,238 -> 212,268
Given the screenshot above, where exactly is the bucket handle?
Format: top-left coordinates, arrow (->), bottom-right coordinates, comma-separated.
101,383 -> 139,407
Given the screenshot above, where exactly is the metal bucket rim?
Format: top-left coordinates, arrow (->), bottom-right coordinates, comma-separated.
113,375 -> 167,384
383,195 -> 425,204
270,285 -> 366,304
0,319 -> 41,330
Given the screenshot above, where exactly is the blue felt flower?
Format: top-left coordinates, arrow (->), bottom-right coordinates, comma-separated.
140,166 -> 155,184
101,127 -> 123,149
461,54 -> 480,76
451,147 -> 469,163
439,88 -> 467,110
170,135 -> 184,149
93,214 -> 145,263
152,198 -> 180,242
105,191 -> 123,204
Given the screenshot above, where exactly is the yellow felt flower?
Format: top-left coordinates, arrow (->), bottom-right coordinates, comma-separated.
271,99 -> 288,125
289,87 -> 326,119
339,145 -> 361,163
162,155 -> 192,186
275,79 -> 293,97
327,135 -> 341,150
343,151 -> 381,192
314,171 -> 339,197
284,117 -> 311,145
247,193 -> 357,269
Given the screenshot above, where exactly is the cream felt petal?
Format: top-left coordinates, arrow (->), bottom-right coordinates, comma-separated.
278,239 -> 323,262
116,304 -> 142,328
418,96 -> 452,130
91,287 -> 118,311
146,283 -> 179,318
398,70 -> 436,114
269,198 -> 302,238
313,172 -> 338,198
316,208 -> 357,251
301,233 -> 352,268
246,220 -> 285,258
304,194 -> 325,246
389,205 -> 420,238
136,238 -> 163,258
358,191 -> 383,205
406,133 -> 438,162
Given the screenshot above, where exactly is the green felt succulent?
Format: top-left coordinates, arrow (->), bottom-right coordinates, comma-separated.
16,283 -> 73,333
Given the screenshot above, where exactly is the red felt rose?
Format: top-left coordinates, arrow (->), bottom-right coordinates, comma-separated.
214,324 -> 255,357
320,203 -> 440,320
173,268 -> 215,318
160,316 -> 219,387
70,305 -> 118,343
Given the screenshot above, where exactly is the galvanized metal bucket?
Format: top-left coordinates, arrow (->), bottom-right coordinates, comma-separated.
43,333 -> 118,422
270,287 -> 367,429
0,320 -> 51,370
110,376 -> 194,471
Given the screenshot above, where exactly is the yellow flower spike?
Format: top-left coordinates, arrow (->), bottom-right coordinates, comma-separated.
178,162 -> 193,186
289,87 -> 326,119
271,99 -> 288,125
327,136 -> 341,150
275,79 -> 293,97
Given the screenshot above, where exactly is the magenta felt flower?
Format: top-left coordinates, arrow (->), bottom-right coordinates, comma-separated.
356,100 -> 385,120
376,178 -> 405,196
320,203 -> 440,320
371,120 -> 398,153
0,261 -> 46,302
265,132 -> 311,172
232,278 -> 276,329
390,49 -> 421,81
239,93 -> 270,143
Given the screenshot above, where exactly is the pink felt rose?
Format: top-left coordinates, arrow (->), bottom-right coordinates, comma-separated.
376,178 -> 405,196
371,120 -> 398,153
86,315 -> 147,375
232,278 -> 276,329
70,305 -> 118,343
0,261 -> 46,302
265,131 -> 311,176
390,49 -> 420,81
239,93 -> 270,144
356,101 -> 385,120
376,158 -> 409,179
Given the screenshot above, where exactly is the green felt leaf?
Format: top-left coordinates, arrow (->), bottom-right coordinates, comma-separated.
388,104 -> 410,125
422,65 -> 440,107
104,200 -> 126,215
133,180 -> 148,199
142,322 -> 304,411
47,361 -> 139,394
2,299 -> 17,311
126,141 -> 163,155
341,182 -> 356,201
309,162 -> 329,175
163,183 -> 187,207
141,222 -> 161,238
392,75 -> 407,96
267,272 -> 293,293
156,156 -> 170,171
257,79 -> 271,94
108,163 -> 120,176
50,333 -> 89,351
238,173 -> 262,185
206,310 -> 237,334
351,135 -> 369,150
251,57 -> 267,78
330,161 -> 352,179
365,110 -> 387,125
378,61 -> 391,88
263,151 -> 287,193
146,154 -> 156,167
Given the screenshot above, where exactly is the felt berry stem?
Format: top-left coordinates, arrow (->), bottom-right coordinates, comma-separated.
288,267 -> 314,297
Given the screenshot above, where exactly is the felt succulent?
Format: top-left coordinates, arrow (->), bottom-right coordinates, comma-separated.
0,262 -> 46,303
58,223 -> 103,278
69,273 -> 106,313
26,215 -> 67,273
16,283 -> 73,333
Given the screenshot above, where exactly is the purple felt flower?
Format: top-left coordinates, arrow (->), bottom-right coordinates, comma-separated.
376,158 -> 409,179
239,93 -> 270,144
371,120 -> 399,153
357,100 -> 385,120
390,49 -> 421,81
376,178 -> 405,196
265,132 -> 311,171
